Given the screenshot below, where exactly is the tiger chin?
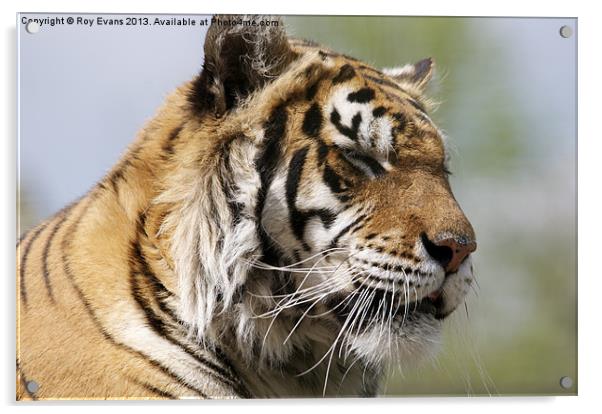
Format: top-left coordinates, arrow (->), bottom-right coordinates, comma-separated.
16,15 -> 476,400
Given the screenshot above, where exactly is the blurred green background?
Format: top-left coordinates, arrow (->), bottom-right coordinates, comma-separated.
19,15 -> 576,397
285,16 -> 577,396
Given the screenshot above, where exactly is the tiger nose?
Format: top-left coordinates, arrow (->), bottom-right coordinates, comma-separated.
420,233 -> 477,273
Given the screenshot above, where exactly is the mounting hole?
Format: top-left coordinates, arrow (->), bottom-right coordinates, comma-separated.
559,376 -> 573,389
26,380 -> 39,393
25,21 -> 40,34
559,25 -> 573,38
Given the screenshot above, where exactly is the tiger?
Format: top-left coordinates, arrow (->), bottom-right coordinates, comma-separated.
16,15 -> 476,399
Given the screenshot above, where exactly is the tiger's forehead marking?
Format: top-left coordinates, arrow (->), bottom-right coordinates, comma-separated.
325,68 -> 440,150
286,40 -> 448,169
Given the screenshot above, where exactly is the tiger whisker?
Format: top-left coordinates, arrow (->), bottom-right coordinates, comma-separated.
257,256 -> 359,348
261,251 -> 354,314
338,354 -> 362,391
341,284 -> 374,360
306,273 -> 368,319
386,279 -> 397,360
297,278 -> 369,380
245,247 -> 350,271
282,271 -> 365,345
253,273 -> 345,318
320,280 -> 374,396
342,275 -> 379,359
253,280 -> 345,319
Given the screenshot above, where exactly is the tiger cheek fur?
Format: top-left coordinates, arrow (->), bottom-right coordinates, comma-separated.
16,15 -> 475,400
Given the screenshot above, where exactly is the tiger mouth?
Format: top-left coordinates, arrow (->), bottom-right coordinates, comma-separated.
330,285 -> 448,328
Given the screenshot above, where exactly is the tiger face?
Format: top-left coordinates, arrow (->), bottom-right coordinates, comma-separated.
253,51 -> 476,365
175,15 -> 476,382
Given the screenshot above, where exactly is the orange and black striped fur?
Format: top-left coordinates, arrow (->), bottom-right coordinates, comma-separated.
17,15 -> 476,399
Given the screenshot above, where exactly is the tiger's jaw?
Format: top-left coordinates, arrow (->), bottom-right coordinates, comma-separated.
313,249 -> 475,368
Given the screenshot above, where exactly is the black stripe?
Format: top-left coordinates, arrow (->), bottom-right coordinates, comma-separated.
128,377 -> 177,399
97,181 -> 110,191
391,112 -> 407,136
372,106 -> 387,118
131,236 -> 176,321
330,109 -> 362,141
332,64 -> 356,85
357,65 -> 385,76
336,151 -> 368,178
286,147 -> 310,244
302,103 -> 323,138
286,147 -> 337,249
300,64 -> 326,101
130,243 -> 169,335
212,346 -> 252,398
323,164 -> 345,193
349,216 -> 369,236
187,68 -> 216,116
353,257 -> 424,278
18,222 -> 50,307
162,126 -> 183,157
317,142 -> 329,165
361,155 -> 387,176
255,105 -> 288,265
329,214 -> 368,248
61,200 -> 208,399
363,74 -> 404,92
302,63 -> 321,80
305,80 -> 320,101
41,208 -> 73,302
408,98 -> 427,114
380,90 -> 407,108
130,231 -> 247,396
356,64 -> 385,75
208,185 -> 226,253
220,138 -> 245,226
347,88 -> 375,104
344,151 -> 387,177
129,232 -> 177,323
108,145 -> 143,193
322,164 -> 351,203
108,159 -> 132,193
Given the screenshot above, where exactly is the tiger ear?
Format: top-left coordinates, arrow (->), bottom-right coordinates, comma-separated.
193,15 -> 298,116
383,57 -> 434,94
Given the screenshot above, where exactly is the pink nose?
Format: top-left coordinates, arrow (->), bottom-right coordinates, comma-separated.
421,233 -> 477,273
434,238 -> 476,273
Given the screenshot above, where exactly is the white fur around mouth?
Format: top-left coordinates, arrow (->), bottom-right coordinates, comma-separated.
347,264 -> 443,307
331,282 -> 446,330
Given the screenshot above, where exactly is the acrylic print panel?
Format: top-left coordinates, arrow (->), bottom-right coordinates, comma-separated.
17,14 -> 577,399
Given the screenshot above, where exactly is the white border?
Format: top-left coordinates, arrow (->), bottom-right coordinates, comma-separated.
2,1 -> 599,413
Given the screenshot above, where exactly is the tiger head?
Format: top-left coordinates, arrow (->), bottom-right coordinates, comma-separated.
162,16 -> 476,379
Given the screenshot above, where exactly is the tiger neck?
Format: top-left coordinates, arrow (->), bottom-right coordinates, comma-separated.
135,222 -> 383,397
